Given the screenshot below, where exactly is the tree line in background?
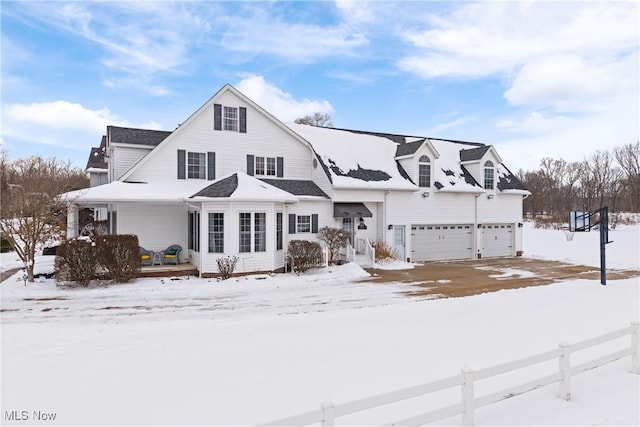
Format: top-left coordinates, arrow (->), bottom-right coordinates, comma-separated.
517,142 -> 640,223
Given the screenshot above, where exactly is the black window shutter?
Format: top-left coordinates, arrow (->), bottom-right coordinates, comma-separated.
277,156 -> 284,178
214,104 -> 222,131
247,154 -> 254,176
177,149 -> 186,179
289,214 -> 296,234
207,152 -> 216,180
311,214 -> 319,233
239,107 -> 247,133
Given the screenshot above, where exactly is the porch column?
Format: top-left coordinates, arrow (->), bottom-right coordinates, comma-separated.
67,203 -> 79,238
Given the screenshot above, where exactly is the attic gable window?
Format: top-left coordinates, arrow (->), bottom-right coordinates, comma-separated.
484,160 -> 494,190
247,155 -> 284,177
214,104 -> 247,133
178,150 -> 215,180
418,155 -> 431,187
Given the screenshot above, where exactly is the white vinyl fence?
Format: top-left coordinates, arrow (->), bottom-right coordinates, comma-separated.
259,321 -> 639,427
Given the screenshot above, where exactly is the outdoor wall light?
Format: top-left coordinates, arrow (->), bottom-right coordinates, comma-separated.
487,194 -> 495,199
388,224 -> 393,230
358,217 -> 367,230
422,191 -> 430,198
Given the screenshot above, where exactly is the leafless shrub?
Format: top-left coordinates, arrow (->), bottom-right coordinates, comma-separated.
217,256 -> 239,280
317,226 -> 350,265
287,240 -> 323,274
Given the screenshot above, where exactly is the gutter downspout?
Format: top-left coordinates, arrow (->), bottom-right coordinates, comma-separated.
474,193 -> 481,259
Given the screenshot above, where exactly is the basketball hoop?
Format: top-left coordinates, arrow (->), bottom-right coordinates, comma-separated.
562,229 -> 575,241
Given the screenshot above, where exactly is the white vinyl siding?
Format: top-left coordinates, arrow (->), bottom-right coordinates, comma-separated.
115,203 -> 188,262
112,146 -> 153,180
127,90 -> 316,183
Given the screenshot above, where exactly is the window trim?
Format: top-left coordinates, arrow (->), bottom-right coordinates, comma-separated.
208,212 -> 224,253
484,160 -> 495,190
297,215 -> 311,233
187,152 -> 206,179
223,106 -> 238,132
418,155 -> 431,188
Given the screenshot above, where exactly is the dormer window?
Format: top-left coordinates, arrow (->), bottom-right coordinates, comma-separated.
418,155 -> 431,187
484,160 -> 494,189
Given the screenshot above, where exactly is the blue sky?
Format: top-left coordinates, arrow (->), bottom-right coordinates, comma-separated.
1,1 -> 638,172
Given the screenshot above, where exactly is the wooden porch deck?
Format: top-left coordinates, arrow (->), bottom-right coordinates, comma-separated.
138,263 -> 199,278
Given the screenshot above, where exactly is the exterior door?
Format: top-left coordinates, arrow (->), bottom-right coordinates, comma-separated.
394,226 -> 405,261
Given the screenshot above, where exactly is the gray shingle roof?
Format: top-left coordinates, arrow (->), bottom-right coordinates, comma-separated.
395,139 -> 425,157
108,126 -> 172,146
460,146 -> 490,162
191,174 -> 238,198
85,135 -> 107,170
259,179 -> 329,198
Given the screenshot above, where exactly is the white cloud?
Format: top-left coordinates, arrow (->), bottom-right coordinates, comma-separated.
1,101 -> 162,152
220,11 -> 367,62
235,74 -> 334,122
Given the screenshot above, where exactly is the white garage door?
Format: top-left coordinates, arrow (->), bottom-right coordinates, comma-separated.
482,224 -> 514,257
411,224 -> 473,261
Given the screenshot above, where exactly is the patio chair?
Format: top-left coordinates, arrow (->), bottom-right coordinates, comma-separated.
140,246 -> 153,266
162,244 -> 182,265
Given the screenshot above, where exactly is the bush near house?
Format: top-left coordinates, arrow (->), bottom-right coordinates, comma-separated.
96,235 -> 140,283
371,240 -> 400,262
287,240 -> 323,274
55,238 -> 99,287
55,234 -> 141,286
317,226 -> 350,265
217,256 -> 239,280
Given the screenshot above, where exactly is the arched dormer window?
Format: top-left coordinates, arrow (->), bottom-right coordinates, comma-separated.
418,155 -> 431,187
484,160 -> 494,189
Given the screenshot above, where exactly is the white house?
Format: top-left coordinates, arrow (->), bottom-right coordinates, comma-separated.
67,84 -> 529,276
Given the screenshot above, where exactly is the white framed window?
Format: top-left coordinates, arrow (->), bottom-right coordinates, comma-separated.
297,215 -> 311,233
266,157 -> 276,176
188,152 -> 206,179
418,155 -> 431,187
224,106 -> 238,131
484,160 -> 494,190
255,156 -> 265,175
208,213 -> 224,253
239,213 -> 251,253
254,213 -> 266,252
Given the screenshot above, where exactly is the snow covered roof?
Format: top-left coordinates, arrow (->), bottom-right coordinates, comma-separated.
429,139 -> 484,193
85,136 -> 107,170
189,173 -> 299,203
62,180 -> 213,204
497,164 -> 530,194
287,123 -> 417,191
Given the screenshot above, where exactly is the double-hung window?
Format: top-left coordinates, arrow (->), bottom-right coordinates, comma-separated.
223,106 -> 238,131
188,152 -> 206,179
208,213 -> 224,253
254,213 -> 266,252
484,160 -> 494,190
255,157 -> 265,176
239,213 -> 251,253
418,155 -> 431,187
239,213 -> 266,253
297,215 -> 311,233
266,157 -> 276,176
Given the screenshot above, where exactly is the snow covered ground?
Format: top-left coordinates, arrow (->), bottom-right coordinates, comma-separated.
1,224 -> 638,426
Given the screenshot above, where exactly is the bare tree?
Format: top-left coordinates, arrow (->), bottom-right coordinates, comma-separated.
0,154 -> 88,282
614,142 -> 640,211
294,112 -> 333,127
